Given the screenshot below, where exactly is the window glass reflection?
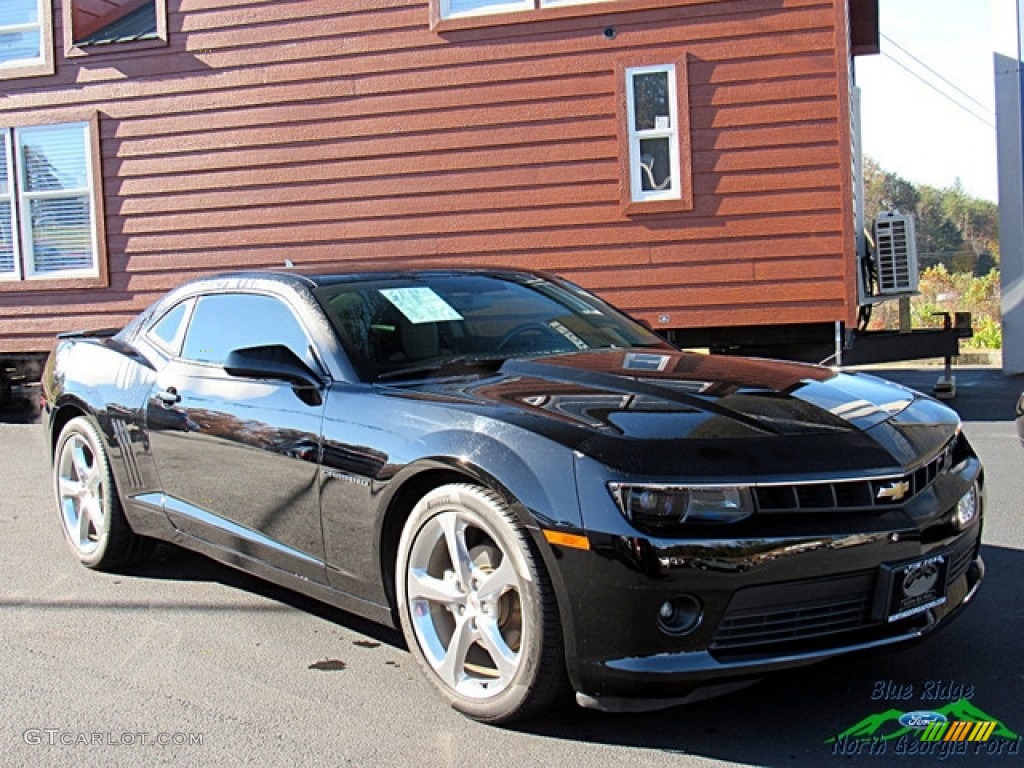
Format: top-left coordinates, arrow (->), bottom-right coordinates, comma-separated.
20,124 -> 89,192
182,294 -> 313,367
632,71 -> 669,132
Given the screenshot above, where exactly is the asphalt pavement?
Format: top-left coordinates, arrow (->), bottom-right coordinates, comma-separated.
1,367 -> 1022,767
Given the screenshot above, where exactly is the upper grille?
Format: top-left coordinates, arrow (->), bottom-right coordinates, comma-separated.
753,439 -> 955,514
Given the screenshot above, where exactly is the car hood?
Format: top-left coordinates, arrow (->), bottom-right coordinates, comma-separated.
396,349 -> 959,478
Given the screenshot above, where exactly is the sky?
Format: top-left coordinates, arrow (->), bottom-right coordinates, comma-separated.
854,0 -> 999,203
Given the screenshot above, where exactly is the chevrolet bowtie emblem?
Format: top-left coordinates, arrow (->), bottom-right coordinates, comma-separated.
877,480 -> 911,502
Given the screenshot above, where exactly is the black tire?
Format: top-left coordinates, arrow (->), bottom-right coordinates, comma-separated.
53,416 -> 152,570
395,483 -> 566,723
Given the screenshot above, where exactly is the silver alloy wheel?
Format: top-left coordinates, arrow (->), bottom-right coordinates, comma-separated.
399,489 -> 528,700
57,430 -> 108,557
404,503 -> 524,698
397,483 -> 565,722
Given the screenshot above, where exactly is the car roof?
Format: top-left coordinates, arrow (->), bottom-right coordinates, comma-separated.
198,267 -> 550,290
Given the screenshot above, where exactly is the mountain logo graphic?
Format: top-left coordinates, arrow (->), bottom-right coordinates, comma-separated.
826,698 -> 1020,744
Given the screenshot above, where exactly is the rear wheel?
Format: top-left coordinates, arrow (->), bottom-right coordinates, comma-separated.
54,416 -> 151,570
396,483 -> 566,723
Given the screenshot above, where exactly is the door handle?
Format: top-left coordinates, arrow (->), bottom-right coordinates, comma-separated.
156,387 -> 181,406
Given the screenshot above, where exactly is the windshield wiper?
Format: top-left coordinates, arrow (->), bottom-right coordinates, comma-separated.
375,355 -> 507,382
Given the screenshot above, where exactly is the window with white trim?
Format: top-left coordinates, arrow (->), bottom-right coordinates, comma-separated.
0,122 -> 100,281
0,0 -> 53,77
441,0 -> 608,19
625,64 -> 682,203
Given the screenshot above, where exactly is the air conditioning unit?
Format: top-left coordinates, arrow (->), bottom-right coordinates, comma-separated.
872,212 -> 919,295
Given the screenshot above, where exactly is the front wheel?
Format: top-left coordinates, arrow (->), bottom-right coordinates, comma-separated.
396,483 -> 566,723
53,416 -> 151,570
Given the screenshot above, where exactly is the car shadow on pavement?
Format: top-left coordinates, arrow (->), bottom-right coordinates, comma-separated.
514,543 -> 1022,765
123,543 -> 407,650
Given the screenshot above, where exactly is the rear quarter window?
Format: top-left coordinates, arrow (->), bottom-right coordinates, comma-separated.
146,299 -> 192,354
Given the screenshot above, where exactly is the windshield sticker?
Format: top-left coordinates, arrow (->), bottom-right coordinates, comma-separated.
548,320 -> 589,350
379,287 -> 463,324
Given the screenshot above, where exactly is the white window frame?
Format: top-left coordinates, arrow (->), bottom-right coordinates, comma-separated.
441,0 -> 607,19
540,0 -> 609,6
0,120 -> 101,283
0,130 -> 18,278
0,0 -> 53,78
441,0 -> 531,18
625,64 -> 682,203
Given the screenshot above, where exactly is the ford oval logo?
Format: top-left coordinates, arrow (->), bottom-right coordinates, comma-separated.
899,711 -> 948,729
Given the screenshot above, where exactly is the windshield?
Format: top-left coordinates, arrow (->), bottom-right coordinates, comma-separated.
314,272 -> 669,381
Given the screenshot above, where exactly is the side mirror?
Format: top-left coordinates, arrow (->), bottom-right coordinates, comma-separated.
224,345 -> 322,399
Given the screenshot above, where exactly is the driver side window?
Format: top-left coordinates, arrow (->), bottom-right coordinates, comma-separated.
181,293 -> 317,370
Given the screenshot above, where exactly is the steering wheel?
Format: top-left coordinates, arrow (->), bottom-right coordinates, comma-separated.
496,322 -> 558,352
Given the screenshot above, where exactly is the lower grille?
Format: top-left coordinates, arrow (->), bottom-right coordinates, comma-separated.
711,534 -> 980,656
947,535 -> 977,583
711,571 -> 876,652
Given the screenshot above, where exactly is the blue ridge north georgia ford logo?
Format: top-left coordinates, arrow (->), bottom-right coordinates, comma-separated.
828,695 -> 1020,757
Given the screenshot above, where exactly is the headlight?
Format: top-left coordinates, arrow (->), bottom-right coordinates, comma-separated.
608,483 -> 754,527
954,483 -> 979,529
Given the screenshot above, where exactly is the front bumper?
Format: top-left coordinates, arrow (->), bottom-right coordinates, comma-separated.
552,456 -> 985,706
555,527 -> 983,707
580,556 -> 983,711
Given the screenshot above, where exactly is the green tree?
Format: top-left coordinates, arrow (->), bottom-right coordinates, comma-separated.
863,158 -> 919,221
862,158 -> 998,273
861,159 -> 1002,349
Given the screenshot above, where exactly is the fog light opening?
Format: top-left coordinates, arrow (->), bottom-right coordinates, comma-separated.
657,596 -> 703,636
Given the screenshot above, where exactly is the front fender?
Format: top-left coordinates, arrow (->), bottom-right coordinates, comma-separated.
388,426 -> 582,532
371,431 -> 584,673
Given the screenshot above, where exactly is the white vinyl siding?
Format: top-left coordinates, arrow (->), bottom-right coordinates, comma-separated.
0,121 -> 99,281
626,64 -> 682,203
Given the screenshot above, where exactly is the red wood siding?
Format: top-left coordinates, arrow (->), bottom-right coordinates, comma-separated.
0,0 -> 858,353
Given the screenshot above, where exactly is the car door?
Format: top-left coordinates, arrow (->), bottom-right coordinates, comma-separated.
145,291 -> 328,582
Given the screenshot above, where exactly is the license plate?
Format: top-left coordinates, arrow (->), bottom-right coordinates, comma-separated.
877,554 -> 949,623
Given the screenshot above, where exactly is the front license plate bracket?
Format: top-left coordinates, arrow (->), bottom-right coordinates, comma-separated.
872,553 -> 949,623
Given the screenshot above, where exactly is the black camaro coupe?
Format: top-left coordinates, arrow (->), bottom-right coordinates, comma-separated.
42,269 -> 984,722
